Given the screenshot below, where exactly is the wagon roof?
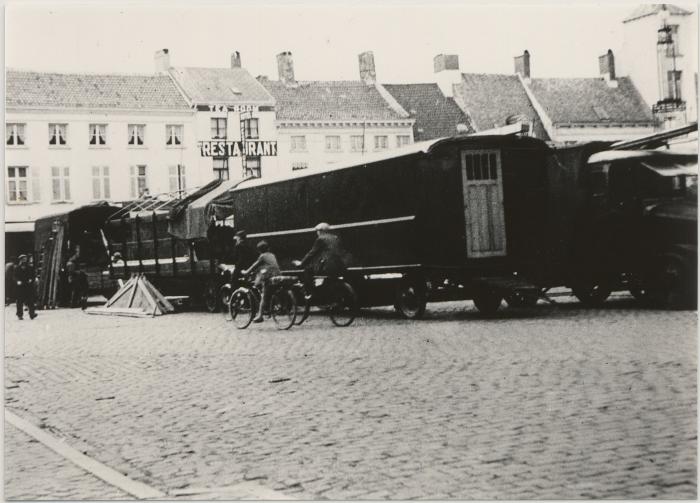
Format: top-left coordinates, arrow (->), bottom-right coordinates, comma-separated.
232,134 -> 549,191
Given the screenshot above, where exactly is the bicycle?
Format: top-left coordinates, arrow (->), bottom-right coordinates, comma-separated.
290,273 -> 358,327
228,274 -> 297,330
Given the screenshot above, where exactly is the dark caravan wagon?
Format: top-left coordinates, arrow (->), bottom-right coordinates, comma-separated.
207,134 -> 553,318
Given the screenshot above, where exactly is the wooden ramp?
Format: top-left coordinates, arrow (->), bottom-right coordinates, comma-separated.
86,274 -> 174,317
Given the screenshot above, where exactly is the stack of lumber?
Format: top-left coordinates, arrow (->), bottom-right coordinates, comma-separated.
85,274 -> 174,318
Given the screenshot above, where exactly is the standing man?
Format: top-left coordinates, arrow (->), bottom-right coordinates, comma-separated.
5,256 -> 17,305
14,254 -> 37,320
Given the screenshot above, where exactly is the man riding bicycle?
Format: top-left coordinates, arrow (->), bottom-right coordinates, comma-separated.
293,222 -> 347,298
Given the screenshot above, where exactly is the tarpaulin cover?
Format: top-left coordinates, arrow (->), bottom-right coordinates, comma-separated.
168,179 -> 241,240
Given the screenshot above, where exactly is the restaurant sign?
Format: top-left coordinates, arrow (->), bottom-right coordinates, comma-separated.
199,140 -> 278,157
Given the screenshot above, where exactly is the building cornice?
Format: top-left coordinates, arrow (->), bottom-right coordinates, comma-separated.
276,119 -> 415,129
5,106 -> 194,116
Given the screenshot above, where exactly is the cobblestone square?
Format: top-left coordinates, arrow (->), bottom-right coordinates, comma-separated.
4,296 -> 697,499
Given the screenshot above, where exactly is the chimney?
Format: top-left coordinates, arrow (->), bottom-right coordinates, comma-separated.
358,51 -> 376,85
154,48 -> 170,74
434,54 -> 461,98
599,49 -> 618,87
276,51 -> 295,85
514,50 -> 530,81
231,51 -> 241,69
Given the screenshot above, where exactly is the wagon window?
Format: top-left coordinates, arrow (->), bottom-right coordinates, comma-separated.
464,152 -> 498,181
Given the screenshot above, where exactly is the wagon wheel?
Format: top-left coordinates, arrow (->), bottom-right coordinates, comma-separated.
572,279 -> 611,307
394,277 -> 427,319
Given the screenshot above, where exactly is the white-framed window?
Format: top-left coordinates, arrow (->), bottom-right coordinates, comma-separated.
211,118 -> 227,139
51,167 -> 71,202
374,135 -> 388,150
169,164 -> 187,194
241,118 -> 259,139
49,124 -> 68,146
396,135 -> 411,148
130,165 -> 148,198
91,166 -> 110,200
7,166 -> 28,202
350,135 -> 364,152
290,135 -> 307,152
325,135 -> 341,152
213,158 -> 229,181
243,157 -> 261,179
166,124 -> 183,146
128,124 -> 145,146
89,124 -> 107,146
6,123 -> 26,146
666,70 -> 683,101
292,162 -> 308,171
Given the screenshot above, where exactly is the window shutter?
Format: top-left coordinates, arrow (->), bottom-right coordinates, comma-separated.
31,168 -> 40,202
63,167 -> 71,201
103,167 -> 110,199
180,165 -> 186,190
130,165 -> 136,198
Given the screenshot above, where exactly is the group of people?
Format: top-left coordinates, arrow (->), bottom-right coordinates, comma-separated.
5,254 -> 38,320
228,222 -> 347,323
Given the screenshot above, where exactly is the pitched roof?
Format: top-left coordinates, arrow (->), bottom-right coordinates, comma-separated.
6,70 -> 189,110
383,83 -> 473,140
259,79 -> 408,121
623,4 -> 692,23
169,67 -> 275,106
527,77 -> 654,125
454,73 -> 550,140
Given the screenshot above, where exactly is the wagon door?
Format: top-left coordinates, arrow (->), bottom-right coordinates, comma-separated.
461,150 -> 507,258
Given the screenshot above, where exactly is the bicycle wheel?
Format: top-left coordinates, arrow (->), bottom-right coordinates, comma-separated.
271,289 -> 296,330
328,281 -> 358,327
229,289 -> 255,329
293,284 -> 311,325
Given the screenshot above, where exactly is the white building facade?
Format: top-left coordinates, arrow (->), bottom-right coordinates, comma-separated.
619,4 -> 698,128
5,70 -> 200,257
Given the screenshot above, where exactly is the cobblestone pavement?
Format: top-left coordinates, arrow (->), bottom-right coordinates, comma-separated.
4,295 -> 697,500
5,422 -> 130,500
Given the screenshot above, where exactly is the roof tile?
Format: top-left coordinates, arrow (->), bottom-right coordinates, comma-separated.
6,70 -> 189,110
169,67 -> 274,106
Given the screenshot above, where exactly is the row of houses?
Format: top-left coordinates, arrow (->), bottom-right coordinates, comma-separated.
5,4 -> 697,257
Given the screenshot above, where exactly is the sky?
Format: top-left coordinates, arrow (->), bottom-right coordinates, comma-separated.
3,1 -> 696,82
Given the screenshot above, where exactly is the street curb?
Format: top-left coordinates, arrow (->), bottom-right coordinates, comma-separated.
5,410 -> 165,499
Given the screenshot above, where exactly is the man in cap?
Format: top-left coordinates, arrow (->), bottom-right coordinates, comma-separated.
295,223 -> 347,297
14,254 -> 37,320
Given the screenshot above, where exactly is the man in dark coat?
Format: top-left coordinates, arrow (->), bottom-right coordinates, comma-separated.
231,230 -> 257,280
297,223 -> 347,296
5,257 -> 17,305
14,254 -> 37,320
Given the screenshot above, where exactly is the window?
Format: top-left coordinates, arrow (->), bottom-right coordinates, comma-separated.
350,135 -> 364,152
241,118 -> 259,139
169,165 -> 187,194
49,124 -> 67,146
51,167 -> 71,202
166,125 -> 183,146
6,123 -> 25,146
374,135 -> 388,150
243,157 -> 261,179
130,165 -> 148,198
396,135 -> 411,148
7,166 -> 28,202
128,124 -> 145,146
89,124 -> 107,146
463,152 -> 498,181
290,135 -> 307,152
91,166 -> 111,200
211,118 -> 227,139
666,70 -> 682,101
213,158 -> 229,181
325,135 -> 341,152
292,162 -> 308,171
